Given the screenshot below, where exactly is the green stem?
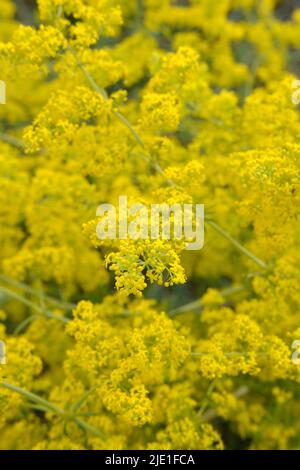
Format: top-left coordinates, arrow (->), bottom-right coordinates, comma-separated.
14,315 -> 38,335
68,45 -> 107,99
2,382 -> 105,439
23,403 -> 54,413
0,285 -> 70,324
202,385 -> 248,422
169,284 -> 246,316
2,382 -> 66,416
74,417 -> 104,439
207,220 -> 268,269
70,45 -> 145,147
135,0 -> 144,29
70,387 -> 98,413
115,110 -> 145,148
197,380 -> 216,419
0,133 -> 26,149
0,274 -> 75,311
72,46 -> 268,270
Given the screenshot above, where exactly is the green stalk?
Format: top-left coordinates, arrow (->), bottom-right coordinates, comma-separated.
72,46 -> 268,270
74,417 -> 104,439
2,382 -> 66,416
197,380 -> 216,419
0,285 -> 70,324
68,45 -> 107,99
207,220 -> 268,269
0,133 -> 26,149
14,315 -> 38,335
169,284 -> 246,316
2,382 -> 105,439
0,274 -> 75,311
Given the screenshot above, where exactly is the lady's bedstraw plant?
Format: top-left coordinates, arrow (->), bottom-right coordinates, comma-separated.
0,0 -> 300,450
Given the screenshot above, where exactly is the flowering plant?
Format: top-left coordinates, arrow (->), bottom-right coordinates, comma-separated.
0,0 -> 300,450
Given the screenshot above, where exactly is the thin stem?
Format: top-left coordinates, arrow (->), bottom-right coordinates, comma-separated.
14,315 -> 38,335
68,45 -> 107,99
72,45 -> 268,270
221,285 -> 247,296
22,403 -> 53,413
115,111 -> 145,148
74,417 -> 104,439
0,285 -> 70,324
197,380 -> 216,419
70,387 -> 99,413
169,284 -> 246,316
70,46 -> 145,147
135,0 -> 144,29
207,220 -> 268,269
0,274 -> 75,311
2,382 -> 66,416
169,299 -> 204,317
2,382 -> 105,439
202,386 -> 249,422
0,133 -> 26,149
